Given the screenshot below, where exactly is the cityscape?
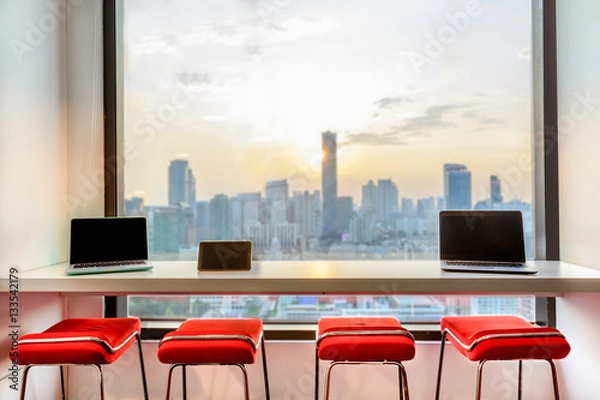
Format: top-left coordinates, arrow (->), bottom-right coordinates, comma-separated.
126,131 -> 535,323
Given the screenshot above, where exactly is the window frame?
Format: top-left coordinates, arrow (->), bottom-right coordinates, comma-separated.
103,0 -> 559,331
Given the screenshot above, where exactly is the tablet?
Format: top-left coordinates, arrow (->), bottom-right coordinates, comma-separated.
197,240 -> 252,271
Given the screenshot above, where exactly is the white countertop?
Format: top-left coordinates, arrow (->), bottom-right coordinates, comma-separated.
3,260 -> 600,295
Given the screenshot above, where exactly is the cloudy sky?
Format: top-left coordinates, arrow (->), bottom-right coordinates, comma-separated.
123,0 -> 532,207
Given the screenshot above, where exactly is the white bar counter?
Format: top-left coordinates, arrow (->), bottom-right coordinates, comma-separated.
3,260 -> 600,295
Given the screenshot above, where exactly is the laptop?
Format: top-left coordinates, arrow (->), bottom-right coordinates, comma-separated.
65,217 -> 154,275
439,210 -> 537,274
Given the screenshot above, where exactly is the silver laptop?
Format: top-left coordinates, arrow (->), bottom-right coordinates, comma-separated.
439,210 -> 537,274
65,217 -> 153,275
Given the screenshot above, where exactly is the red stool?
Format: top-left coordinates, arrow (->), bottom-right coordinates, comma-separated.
435,315 -> 571,400
157,318 -> 270,400
315,317 -> 416,400
11,317 -> 148,400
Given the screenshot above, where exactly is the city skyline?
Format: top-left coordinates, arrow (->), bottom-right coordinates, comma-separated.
123,0 -> 533,206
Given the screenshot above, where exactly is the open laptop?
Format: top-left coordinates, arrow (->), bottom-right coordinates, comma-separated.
439,210 -> 537,274
65,217 -> 154,275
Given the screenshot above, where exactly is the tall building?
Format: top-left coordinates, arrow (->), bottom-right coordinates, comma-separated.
361,180 -> 377,213
443,163 -> 472,210
145,205 -> 180,253
292,190 -> 321,239
321,131 -> 338,239
265,179 -> 289,226
376,178 -> 399,224
168,159 -> 196,206
336,196 -> 354,233
209,194 -> 230,240
490,175 -> 503,206
194,201 -> 211,242
125,196 -> 144,216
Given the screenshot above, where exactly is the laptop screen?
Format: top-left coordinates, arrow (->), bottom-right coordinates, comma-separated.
70,217 -> 148,264
439,211 -> 525,262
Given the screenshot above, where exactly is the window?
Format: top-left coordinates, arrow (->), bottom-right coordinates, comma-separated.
120,0 -> 538,323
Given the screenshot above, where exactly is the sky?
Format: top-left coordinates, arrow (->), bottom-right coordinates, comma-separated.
123,0 -> 533,207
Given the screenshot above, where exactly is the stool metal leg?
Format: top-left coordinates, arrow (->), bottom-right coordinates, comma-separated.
182,364 -> 187,400
435,331 -> 447,400
165,363 -> 181,400
314,348 -> 320,400
94,364 -> 105,400
548,359 -> 560,400
135,333 -> 149,400
324,360 -> 409,400
20,365 -> 32,400
261,335 -> 271,400
59,365 -> 66,400
234,364 -> 251,400
518,360 -> 523,400
475,360 -> 488,400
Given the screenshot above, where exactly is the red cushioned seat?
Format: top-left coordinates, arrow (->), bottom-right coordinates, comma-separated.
14,318 -> 141,365
158,318 -> 270,400
11,318 -> 148,400
315,317 -> 415,400
317,317 -> 416,362
441,315 -> 571,361
158,318 -> 262,365
435,315 -> 571,400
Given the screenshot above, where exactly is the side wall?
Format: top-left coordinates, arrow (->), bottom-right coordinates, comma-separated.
556,1 -> 600,399
0,0 -> 69,398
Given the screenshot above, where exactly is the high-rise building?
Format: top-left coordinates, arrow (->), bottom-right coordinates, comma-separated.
194,201 -> 211,242
265,179 -> 289,226
443,163 -> 472,210
336,196 -> 354,233
321,131 -> 338,239
209,194 -> 230,240
125,196 -> 144,216
168,159 -> 196,206
145,205 -> 180,253
361,180 -> 377,213
292,190 -> 321,239
490,175 -> 503,206
376,178 -> 399,224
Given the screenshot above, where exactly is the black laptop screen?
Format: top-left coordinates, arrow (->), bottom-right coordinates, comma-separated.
439,211 -> 525,262
70,217 -> 148,264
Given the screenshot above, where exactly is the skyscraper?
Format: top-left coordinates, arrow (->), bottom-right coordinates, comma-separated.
490,175 -> 503,206
168,159 -> 196,206
336,196 -> 354,233
209,194 -> 231,240
321,131 -> 337,239
376,178 -> 399,224
443,163 -> 472,210
265,179 -> 289,226
361,180 -> 377,213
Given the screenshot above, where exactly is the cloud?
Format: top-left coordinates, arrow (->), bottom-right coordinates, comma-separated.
176,71 -> 212,86
462,111 -> 505,125
342,131 -> 407,147
343,104 -> 469,147
373,96 -> 410,109
396,104 -> 466,133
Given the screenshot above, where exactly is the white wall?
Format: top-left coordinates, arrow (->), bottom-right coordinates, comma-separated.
0,0 -> 70,398
556,0 -> 600,399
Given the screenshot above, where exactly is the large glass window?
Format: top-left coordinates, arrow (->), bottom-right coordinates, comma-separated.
122,0 -> 536,322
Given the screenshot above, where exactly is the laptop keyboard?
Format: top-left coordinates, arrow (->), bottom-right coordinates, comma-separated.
445,261 -> 525,268
72,260 -> 147,269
